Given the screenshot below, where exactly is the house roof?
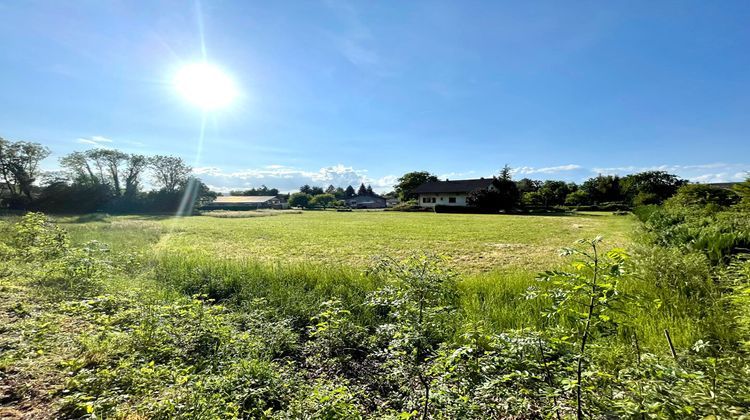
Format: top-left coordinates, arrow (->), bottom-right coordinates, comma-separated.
412,178 -> 495,194
213,195 -> 278,204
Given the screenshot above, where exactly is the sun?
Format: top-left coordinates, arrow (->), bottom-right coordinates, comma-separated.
173,62 -> 238,110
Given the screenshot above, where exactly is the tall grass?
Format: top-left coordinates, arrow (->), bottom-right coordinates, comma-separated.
151,251 -> 718,351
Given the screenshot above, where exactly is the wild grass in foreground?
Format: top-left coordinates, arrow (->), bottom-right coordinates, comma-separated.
1,207 -> 748,418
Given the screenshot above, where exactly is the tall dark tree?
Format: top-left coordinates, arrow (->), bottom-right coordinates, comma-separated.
123,154 -> 148,198
345,185 -> 356,198
90,149 -> 128,196
394,171 -> 438,201
467,173 -> 520,212
334,187 -> 346,199
325,184 -> 336,195
310,186 -> 325,196
582,175 -> 625,204
149,155 -> 191,193
358,183 -> 367,196
499,164 -> 513,181
366,185 -> 374,196
516,178 -> 541,194
0,138 -> 50,200
300,184 -> 313,194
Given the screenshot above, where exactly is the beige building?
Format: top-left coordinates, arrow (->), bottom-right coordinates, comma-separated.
412,178 -> 495,208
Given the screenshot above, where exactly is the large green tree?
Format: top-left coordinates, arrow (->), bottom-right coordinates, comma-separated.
0,137 -> 50,200
467,168 -> 520,212
149,155 -> 191,193
621,171 -> 687,205
394,171 -> 438,201
289,192 -> 311,208
581,175 -> 625,204
123,154 -> 149,198
310,193 -> 335,208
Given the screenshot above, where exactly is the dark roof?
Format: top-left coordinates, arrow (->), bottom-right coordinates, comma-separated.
412,178 -> 494,194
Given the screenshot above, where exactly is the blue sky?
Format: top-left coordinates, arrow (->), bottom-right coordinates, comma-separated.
1,0 -> 749,192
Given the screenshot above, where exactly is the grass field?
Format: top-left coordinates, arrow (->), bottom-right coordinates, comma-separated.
39,210 -> 644,339
4,208 -> 743,417
53,210 -> 635,274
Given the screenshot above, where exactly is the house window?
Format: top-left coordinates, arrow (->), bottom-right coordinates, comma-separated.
448,197 -> 456,203
431,197 -> 436,203
422,197 -> 428,203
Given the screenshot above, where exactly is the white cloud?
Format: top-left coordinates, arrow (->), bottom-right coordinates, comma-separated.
193,163 -> 398,193
76,135 -> 113,147
513,164 -> 582,175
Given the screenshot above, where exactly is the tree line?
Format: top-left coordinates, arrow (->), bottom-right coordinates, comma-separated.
392,166 -> 727,212
0,137 -> 215,213
288,182 -> 382,208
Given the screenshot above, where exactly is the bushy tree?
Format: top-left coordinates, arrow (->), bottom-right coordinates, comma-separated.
150,155 -> 191,193
565,189 -> 590,206
0,137 -> 51,201
123,154 -> 148,198
522,191 -> 545,207
536,180 -> 573,207
667,184 -> 739,208
289,192 -> 311,208
310,193 -> 335,208
622,171 -> 687,205
516,178 -> 541,194
395,171 -> 438,201
310,186 -> 325,196
467,169 -> 520,212
60,151 -> 97,184
300,185 -> 313,195
582,175 -> 624,204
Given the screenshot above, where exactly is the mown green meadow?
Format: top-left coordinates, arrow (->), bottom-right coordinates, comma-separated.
56,210 -> 634,272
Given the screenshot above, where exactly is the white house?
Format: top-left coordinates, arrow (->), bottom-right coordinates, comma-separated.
412,178 -> 495,208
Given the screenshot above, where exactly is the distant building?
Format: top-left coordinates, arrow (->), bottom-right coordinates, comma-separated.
706,182 -> 739,190
202,195 -> 288,210
347,195 -> 386,209
412,178 -> 495,208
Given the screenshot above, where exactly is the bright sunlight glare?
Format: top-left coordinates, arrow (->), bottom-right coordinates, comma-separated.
173,62 -> 238,110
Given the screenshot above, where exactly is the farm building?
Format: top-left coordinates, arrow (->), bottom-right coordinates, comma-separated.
347,195 -> 386,209
202,195 -> 288,210
412,178 -> 495,208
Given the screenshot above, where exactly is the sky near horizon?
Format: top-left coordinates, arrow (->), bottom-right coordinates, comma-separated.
1,1 -> 749,193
